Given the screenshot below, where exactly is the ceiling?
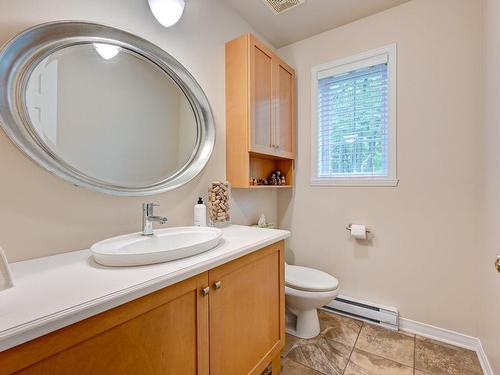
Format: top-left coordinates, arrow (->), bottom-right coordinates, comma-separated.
222,0 -> 411,48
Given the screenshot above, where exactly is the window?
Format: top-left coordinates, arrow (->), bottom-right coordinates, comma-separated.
311,45 -> 397,186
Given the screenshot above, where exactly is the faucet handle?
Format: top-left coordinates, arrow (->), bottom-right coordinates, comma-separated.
143,202 -> 159,215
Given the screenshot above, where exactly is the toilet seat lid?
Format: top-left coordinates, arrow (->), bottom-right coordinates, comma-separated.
285,264 -> 339,292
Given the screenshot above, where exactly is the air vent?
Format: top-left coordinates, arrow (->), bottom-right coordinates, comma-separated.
262,0 -> 305,15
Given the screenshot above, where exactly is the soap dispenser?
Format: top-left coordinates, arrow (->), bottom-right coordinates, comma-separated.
194,197 -> 207,227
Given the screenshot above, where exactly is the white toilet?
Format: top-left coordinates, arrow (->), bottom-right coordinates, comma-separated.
285,263 -> 339,339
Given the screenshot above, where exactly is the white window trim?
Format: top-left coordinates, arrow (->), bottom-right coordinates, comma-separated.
310,44 -> 398,187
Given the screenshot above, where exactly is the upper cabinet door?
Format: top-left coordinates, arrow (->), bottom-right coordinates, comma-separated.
274,60 -> 295,159
249,37 -> 276,155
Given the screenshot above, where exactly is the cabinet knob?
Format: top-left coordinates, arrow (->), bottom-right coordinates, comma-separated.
214,280 -> 222,290
496,256 -> 500,273
201,286 -> 210,296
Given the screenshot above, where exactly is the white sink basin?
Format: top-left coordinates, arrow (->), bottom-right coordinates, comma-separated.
91,227 -> 223,266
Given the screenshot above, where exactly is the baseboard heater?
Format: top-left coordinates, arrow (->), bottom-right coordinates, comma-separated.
321,295 -> 399,331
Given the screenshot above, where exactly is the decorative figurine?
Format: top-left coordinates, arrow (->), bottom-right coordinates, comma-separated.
270,173 -> 278,185
276,171 -> 281,185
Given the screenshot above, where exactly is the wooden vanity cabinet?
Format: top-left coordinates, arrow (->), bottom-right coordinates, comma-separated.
0,273 -> 210,375
0,242 -> 285,375
226,34 -> 295,188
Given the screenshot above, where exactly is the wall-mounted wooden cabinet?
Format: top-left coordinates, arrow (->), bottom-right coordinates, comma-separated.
226,34 -> 295,188
0,242 -> 285,375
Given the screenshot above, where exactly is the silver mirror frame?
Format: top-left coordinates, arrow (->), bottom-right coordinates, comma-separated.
0,21 -> 215,196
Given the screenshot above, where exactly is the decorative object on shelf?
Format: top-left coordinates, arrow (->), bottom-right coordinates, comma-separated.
251,223 -> 277,229
258,213 -> 267,226
0,247 -> 14,291
251,170 -> 288,186
255,178 -> 267,185
270,173 -> 278,185
276,171 -> 282,185
251,212 -> 276,229
208,181 -> 231,226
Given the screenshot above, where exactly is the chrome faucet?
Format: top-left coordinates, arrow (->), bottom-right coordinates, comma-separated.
142,203 -> 167,236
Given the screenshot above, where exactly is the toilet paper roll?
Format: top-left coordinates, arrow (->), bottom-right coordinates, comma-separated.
350,225 -> 367,240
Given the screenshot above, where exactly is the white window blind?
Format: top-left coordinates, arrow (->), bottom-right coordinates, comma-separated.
311,45 -> 397,186
318,62 -> 388,177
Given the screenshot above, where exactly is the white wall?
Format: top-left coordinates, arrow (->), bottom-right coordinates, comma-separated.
481,0 -> 500,371
277,0 -> 483,337
0,0 -> 277,262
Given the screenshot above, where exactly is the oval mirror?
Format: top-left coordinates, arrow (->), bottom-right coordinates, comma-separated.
0,22 -> 215,196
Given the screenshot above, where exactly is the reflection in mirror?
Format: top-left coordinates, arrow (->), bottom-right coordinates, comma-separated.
93,43 -> 120,60
25,43 -> 197,187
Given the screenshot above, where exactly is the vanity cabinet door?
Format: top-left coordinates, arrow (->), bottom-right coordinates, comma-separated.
249,36 -> 276,156
208,241 -> 285,375
0,273 -> 210,375
274,59 -> 295,159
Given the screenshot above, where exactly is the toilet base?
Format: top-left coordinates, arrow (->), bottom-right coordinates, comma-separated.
285,308 -> 321,339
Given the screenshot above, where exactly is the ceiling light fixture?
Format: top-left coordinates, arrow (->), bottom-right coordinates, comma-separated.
93,43 -> 120,60
148,0 -> 185,27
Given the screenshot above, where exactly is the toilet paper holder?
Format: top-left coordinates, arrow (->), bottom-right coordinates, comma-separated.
345,224 -> 371,233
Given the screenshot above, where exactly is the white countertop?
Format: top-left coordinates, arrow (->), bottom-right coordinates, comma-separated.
0,225 -> 290,351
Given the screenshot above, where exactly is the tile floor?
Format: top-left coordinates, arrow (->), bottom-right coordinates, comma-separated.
277,311 -> 483,375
